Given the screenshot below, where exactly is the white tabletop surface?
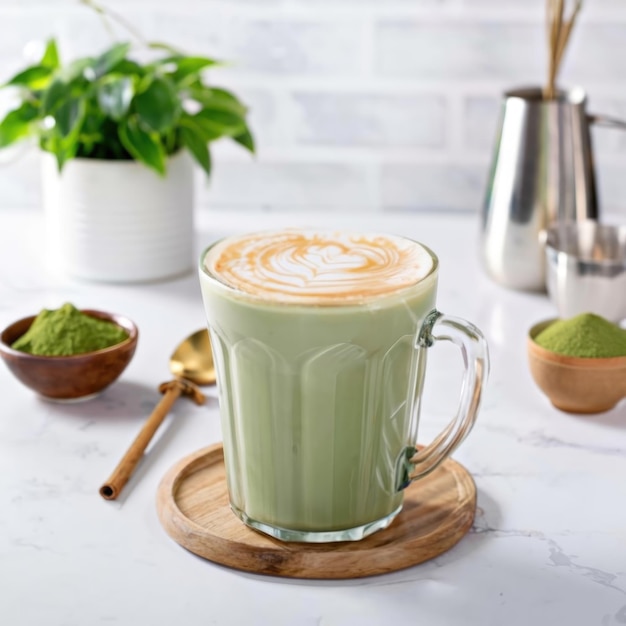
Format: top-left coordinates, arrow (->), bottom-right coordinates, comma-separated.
1,208 -> 626,626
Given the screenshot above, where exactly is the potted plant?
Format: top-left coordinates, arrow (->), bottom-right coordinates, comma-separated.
0,36 -> 254,282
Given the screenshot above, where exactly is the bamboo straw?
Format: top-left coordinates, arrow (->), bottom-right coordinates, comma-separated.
544,0 -> 583,100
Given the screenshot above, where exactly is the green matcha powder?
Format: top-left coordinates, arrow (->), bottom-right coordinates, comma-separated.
12,303 -> 129,356
534,313 -> 626,358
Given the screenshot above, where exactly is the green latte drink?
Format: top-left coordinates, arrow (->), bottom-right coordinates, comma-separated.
199,230 -> 486,543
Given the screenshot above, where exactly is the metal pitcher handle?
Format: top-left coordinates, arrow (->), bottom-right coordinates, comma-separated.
588,114 -> 626,131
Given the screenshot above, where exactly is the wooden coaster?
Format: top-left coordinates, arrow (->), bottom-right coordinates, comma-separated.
156,443 -> 476,579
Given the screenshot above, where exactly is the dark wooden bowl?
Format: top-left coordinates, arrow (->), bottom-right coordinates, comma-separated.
0,309 -> 138,401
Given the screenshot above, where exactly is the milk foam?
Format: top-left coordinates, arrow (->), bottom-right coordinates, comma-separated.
205,230 -> 434,304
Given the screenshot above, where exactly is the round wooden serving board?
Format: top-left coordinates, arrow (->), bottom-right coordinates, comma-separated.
156,443 -> 476,579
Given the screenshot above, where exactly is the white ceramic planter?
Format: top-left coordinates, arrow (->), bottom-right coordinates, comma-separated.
42,151 -> 195,283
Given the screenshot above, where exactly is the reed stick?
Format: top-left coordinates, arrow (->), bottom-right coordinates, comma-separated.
554,0 -> 583,73
544,0 -> 583,100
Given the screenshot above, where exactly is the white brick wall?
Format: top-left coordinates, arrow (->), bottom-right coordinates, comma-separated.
1,0 -> 625,213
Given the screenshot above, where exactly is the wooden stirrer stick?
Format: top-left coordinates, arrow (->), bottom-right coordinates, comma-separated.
99,379 -> 205,500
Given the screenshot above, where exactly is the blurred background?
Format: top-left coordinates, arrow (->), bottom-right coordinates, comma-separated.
0,0 -> 625,214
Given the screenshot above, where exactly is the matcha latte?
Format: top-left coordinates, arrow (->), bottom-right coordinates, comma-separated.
199,230 -> 439,542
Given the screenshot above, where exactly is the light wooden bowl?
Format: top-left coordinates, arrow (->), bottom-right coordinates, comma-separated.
527,319 -> 626,414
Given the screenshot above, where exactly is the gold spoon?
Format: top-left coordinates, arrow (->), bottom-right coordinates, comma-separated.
99,329 -> 215,500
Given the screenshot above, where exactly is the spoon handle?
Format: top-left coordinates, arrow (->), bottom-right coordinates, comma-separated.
99,380 -> 192,500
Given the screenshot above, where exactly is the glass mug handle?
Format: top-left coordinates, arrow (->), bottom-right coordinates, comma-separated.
396,310 -> 489,490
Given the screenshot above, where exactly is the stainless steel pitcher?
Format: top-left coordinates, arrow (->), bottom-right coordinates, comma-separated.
481,86 -> 626,291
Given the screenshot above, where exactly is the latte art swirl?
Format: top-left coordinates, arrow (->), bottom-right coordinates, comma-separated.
205,230 -> 434,304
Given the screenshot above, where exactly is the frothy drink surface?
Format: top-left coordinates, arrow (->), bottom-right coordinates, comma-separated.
205,230 -> 434,304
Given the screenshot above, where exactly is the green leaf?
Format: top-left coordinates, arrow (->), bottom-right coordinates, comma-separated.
133,76 -> 180,133
166,56 -> 220,85
185,117 -> 222,142
42,131 -> 80,172
41,97 -> 84,172
42,78 -> 68,115
93,42 -> 132,79
0,102 -> 39,148
135,72 -> 153,95
57,136 -> 80,170
194,108 -> 246,138
233,125 -> 255,153
118,117 -> 166,175
179,121 -> 211,175
42,72 -> 91,116
40,39 -> 60,69
97,75 -> 133,120
4,65 -> 52,90
110,58 -> 144,77
55,97 -> 85,137
189,86 -> 247,116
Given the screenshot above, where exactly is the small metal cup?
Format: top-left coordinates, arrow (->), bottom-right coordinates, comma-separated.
545,220 -> 626,322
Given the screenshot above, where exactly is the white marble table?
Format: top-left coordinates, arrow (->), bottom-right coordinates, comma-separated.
1,208 -> 625,626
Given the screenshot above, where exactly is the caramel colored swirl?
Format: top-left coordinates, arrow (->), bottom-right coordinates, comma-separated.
205,230 -> 434,304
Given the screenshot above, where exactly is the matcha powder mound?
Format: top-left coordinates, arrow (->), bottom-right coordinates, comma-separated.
12,303 -> 129,356
534,313 -> 626,358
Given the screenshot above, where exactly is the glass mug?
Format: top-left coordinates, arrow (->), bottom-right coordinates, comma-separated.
199,230 -> 489,543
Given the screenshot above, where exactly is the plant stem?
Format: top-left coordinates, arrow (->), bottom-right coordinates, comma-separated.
78,0 -> 148,46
